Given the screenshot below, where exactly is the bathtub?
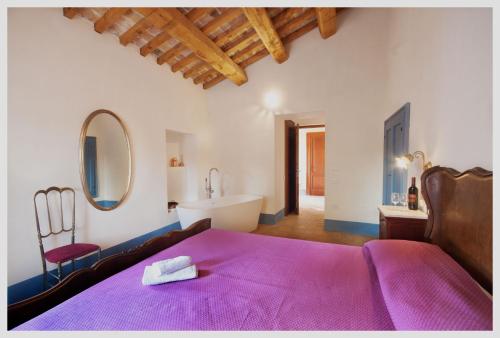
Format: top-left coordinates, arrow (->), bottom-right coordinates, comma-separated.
176,195 -> 263,232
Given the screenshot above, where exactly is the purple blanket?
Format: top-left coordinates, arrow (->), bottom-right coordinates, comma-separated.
14,229 -> 491,330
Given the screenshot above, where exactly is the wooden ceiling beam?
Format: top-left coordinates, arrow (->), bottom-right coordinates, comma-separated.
119,10 -> 165,46
184,62 -> 208,79
157,9 -> 240,70
315,8 -> 337,39
63,8 -> 79,19
134,8 -> 156,17
94,8 -> 130,33
213,20 -> 253,48
194,69 -> 218,84
186,8 -> 216,23
283,20 -> 318,44
200,7 -> 305,80
199,9 -> 309,84
201,8 -> 242,36
157,8 -> 247,86
240,48 -> 269,68
203,9 -> 319,89
215,8 -> 298,59
224,31 -> 261,57
242,20 -> 319,68
277,8 -> 316,38
239,19 -> 318,69
203,74 -> 226,90
140,29 -> 171,56
272,8 -> 304,28
242,8 -> 288,63
141,8 -> 214,58
173,12 -> 251,77
233,41 -> 265,64
172,53 -> 199,72
157,42 -> 185,65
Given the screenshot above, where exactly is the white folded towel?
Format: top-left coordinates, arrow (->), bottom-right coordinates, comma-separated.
142,265 -> 197,286
151,256 -> 192,277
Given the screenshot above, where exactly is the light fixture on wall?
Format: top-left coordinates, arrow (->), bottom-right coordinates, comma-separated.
396,151 -> 433,170
263,90 -> 282,110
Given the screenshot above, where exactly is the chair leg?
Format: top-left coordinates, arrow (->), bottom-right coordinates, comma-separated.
57,262 -> 62,282
98,248 -> 102,260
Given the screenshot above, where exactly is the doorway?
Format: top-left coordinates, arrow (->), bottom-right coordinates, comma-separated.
284,121 -> 326,215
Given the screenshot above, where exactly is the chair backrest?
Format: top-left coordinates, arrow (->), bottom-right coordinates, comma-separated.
33,187 -> 76,245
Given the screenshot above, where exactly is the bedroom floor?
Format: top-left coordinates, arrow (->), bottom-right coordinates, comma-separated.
254,208 -> 375,246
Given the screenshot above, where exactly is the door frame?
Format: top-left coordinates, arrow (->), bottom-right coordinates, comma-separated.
383,103 -> 410,204
298,124 -> 325,129
284,120 -> 299,215
285,124 -> 325,215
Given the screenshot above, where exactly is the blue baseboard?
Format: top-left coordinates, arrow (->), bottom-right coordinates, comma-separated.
259,209 -> 285,225
324,219 -> 379,237
7,222 -> 182,304
275,209 -> 285,223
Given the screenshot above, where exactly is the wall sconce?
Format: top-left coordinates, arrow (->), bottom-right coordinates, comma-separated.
396,151 -> 433,170
263,90 -> 282,110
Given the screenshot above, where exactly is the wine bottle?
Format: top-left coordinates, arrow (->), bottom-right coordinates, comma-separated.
408,177 -> 418,210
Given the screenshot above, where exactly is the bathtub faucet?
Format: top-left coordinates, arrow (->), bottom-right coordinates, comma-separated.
206,168 -> 219,199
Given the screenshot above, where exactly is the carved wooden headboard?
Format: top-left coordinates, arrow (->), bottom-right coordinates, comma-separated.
421,166 -> 492,293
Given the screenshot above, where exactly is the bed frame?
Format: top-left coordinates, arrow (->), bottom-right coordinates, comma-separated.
7,218 -> 211,330
421,166 -> 492,293
7,166 -> 493,329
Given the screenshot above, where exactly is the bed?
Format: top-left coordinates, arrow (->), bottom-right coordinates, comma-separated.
8,166 -> 492,330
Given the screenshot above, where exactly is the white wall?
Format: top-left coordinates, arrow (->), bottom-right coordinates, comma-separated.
7,8 -> 208,285
206,9 -> 391,223
384,8 -> 493,188
299,127 -> 325,192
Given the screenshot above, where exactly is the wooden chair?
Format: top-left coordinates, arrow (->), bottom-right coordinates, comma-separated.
34,187 -> 101,288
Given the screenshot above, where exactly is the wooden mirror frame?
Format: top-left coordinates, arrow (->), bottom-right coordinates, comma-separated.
79,109 -> 132,211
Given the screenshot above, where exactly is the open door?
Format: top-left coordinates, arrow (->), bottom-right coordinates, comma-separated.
284,120 -> 299,215
306,132 -> 325,196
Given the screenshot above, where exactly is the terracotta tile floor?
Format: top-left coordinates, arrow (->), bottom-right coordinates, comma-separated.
253,207 -> 376,246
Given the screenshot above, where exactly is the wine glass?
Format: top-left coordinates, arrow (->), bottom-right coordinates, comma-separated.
399,193 -> 408,207
391,192 -> 400,206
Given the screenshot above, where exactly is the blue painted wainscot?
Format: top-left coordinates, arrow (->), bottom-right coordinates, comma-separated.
8,222 -> 182,304
324,219 -> 379,238
258,209 -> 285,225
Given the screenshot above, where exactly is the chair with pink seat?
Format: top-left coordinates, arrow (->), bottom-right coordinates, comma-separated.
34,186 -> 101,288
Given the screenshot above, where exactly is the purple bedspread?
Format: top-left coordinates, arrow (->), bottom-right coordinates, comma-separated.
15,229 -> 491,330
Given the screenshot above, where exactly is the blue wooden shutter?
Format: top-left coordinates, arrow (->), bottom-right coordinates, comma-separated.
383,103 -> 410,204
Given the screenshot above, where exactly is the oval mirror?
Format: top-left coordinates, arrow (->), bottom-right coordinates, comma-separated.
79,110 -> 132,210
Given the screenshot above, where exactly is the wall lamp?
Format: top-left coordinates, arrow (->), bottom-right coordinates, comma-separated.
396,151 -> 433,170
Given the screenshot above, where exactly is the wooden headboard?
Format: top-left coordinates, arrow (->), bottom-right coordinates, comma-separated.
421,166 -> 492,293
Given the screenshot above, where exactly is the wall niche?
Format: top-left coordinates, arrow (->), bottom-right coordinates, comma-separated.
165,129 -> 200,213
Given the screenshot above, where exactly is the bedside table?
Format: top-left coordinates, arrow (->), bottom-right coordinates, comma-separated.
378,205 -> 428,241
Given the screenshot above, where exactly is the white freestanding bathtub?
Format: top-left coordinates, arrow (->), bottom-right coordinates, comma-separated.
177,195 -> 263,232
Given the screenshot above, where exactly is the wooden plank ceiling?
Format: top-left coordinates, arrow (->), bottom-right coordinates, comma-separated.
63,7 -> 339,89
